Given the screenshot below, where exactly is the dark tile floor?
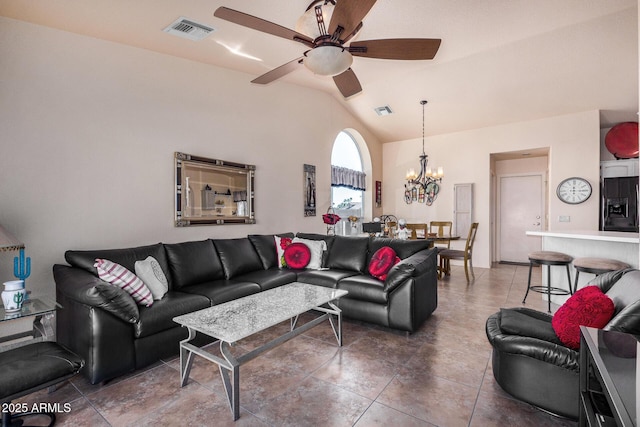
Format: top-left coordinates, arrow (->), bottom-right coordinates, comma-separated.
16,264 -> 578,426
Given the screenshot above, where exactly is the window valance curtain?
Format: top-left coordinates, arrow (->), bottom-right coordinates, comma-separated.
331,165 -> 366,191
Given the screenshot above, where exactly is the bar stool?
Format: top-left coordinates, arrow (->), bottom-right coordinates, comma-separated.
573,257 -> 630,293
522,251 -> 573,313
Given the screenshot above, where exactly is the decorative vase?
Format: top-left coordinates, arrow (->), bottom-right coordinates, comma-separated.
2,280 -> 25,312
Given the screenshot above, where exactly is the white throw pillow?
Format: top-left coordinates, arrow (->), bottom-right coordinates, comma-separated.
292,237 -> 327,269
274,236 -> 293,268
94,258 -> 153,307
135,256 -> 169,300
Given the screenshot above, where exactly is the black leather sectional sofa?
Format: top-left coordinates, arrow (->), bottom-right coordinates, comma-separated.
54,233 -> 437,384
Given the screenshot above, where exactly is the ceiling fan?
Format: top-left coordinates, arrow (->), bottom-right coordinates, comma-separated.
213,0 -> 441,98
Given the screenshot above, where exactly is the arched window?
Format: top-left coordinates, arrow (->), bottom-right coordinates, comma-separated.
331,131 -> 365,235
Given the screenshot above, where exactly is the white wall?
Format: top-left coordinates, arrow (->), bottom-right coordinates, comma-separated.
383,110 -> 601,268
0,17 -> 383,297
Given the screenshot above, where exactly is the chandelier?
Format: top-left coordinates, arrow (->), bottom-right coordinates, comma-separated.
405,100 -> 443,206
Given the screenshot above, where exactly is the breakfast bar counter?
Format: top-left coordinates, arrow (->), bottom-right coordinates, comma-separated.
525,230 -> 639,305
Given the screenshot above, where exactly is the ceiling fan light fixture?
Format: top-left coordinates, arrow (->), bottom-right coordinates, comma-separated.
304,46 -> 353,76
295,2 -> 334,38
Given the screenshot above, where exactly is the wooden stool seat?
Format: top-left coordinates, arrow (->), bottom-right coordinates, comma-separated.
523,251 -> 573,313
573,257 -> 630,293
528,251 -> 573,264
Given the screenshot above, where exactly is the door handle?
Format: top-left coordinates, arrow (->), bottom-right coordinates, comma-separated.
534,222 -> 541,226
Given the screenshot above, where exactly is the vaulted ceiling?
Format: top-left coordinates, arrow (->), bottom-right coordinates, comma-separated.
1,0 -> 637,143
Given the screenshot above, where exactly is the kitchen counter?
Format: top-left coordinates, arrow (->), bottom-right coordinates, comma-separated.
526,230 -> 639,244
525,230 -> 639,305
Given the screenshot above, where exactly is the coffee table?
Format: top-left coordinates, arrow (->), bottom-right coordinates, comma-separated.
173,282 -> 348,420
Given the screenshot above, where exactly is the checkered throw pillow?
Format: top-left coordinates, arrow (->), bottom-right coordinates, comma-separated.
94,258 -> 153,307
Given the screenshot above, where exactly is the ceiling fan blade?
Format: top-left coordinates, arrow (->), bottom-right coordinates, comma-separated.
251,57 -> 303,85
350,38 -> 441,60
214,7 -> 315,48
328,0 -> 377,42
333,68 -> 362,98
342,22 -> 363,44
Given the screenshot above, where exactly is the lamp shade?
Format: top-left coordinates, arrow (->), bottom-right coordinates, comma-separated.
0,225 -> 24,252
295,3 -> 334,39
304,46 -> 353,76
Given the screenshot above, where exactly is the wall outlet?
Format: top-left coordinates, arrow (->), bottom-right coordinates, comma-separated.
559,215 -> 570,222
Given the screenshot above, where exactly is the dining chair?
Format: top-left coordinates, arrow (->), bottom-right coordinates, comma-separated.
385,221 -> 397,237
406,223 -> 427,240
438,222 -> 479,282
429,221 -> 452,249
430,221 -> 453,277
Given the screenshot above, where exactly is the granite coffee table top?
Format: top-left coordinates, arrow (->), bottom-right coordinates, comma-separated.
173,282 -> 347,343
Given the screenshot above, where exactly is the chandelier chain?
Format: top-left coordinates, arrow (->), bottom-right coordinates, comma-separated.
421,100 -> 427,155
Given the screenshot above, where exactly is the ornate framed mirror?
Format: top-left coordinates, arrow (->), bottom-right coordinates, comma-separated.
175,152 -> 255,226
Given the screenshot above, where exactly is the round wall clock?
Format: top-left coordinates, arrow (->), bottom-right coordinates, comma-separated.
556,177 -> 592,204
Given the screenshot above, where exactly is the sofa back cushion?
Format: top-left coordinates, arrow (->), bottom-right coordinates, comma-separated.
164,240 -> 224,289
604,269 -> 640,335
248,233 -> 295,270
326,236 -> 369,272
603,270 -> 640,312
367,238 -> 431,264
65,243 -> 172,288
214,238 -> 264,279
295,233 -> 335,267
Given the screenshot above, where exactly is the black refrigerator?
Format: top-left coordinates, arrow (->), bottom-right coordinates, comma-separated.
600,176 -> 639,232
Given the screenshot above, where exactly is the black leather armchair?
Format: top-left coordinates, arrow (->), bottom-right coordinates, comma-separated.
486,268 -> 640,419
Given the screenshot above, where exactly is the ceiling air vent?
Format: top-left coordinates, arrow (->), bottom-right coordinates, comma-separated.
374,105 -> 393,116
163,17 -> 215,41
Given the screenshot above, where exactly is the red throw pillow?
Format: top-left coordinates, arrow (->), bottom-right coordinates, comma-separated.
369,246 -> 401,281
283,243 -> 311,269
551,286 -> 615,350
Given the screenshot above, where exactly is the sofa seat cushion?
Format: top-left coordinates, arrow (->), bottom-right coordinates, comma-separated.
296,269 -> 359,288
338,275 -> 387,304
134,291 -> 210,338
499,308 -> 563,345
180,280 -> 261,306
235,269 -> 297,291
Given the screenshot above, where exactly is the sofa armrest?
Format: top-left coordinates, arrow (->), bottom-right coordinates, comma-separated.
486,311 -> 579,371
383,248 -> 436,293
53,264 -> 139,323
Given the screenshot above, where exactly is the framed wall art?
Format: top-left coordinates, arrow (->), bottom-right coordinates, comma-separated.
304,164 -> 316,217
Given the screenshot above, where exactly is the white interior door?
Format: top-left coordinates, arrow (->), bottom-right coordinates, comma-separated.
499,174 -> 543,263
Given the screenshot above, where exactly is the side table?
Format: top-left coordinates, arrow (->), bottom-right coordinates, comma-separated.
0,297 -> 60,352
579,326 -> 637,426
